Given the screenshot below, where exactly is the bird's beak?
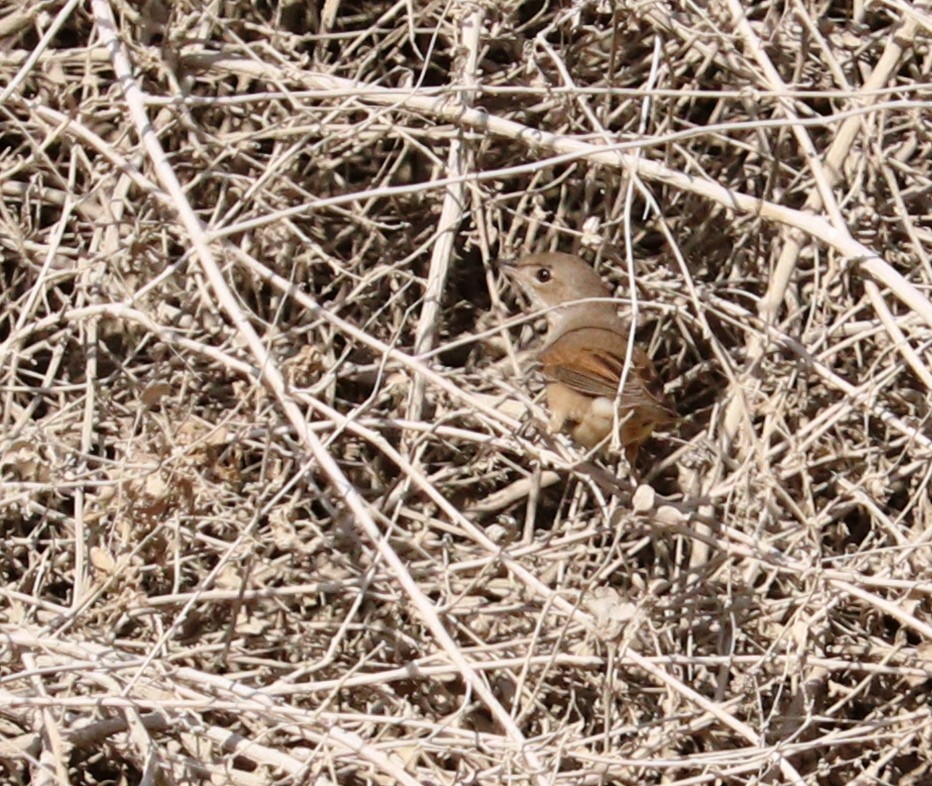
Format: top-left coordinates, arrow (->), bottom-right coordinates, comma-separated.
495,258 -> 517,273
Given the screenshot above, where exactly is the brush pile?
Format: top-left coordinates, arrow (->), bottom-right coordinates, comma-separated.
2,2 -> 931,784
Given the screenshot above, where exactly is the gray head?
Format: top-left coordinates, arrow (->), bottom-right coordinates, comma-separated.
501,252 -> 617,331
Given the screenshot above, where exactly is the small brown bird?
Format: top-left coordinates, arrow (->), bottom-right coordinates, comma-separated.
501,252 -> 674,464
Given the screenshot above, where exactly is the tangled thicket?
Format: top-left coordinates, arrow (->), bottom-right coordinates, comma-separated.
2,2 -> 932,784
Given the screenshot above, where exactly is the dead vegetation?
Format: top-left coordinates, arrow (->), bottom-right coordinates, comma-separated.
2,1 -> 932,784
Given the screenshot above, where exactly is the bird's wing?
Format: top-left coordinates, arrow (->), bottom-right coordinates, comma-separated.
539,329 -> 624,398
539,328 -> 674,417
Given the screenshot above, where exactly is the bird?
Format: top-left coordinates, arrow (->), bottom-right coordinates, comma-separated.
500,251 -> 674,465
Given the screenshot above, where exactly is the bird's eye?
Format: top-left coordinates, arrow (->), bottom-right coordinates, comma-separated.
535,268 -> 552,283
